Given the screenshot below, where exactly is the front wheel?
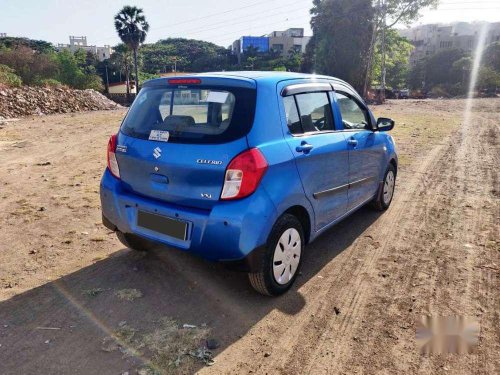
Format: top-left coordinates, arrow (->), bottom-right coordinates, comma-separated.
372,164 -> 396,211
248,214 -> 304,296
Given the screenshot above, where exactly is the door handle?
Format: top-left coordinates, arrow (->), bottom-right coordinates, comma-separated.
347,138 -> 358,146
296,141 -> 314,154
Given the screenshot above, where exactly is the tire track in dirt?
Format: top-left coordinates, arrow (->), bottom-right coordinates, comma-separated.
417,111 -> 499,374
330,106 -> 499,374
232,125 -> 451,374
302,139 -> 452,374
235,102 -> 498,375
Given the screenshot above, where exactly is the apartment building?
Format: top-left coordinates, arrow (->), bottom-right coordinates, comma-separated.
55,36 -> 113,61
268,28 -> 311,55
231,28 -> 311,63
399,22 -> 500,67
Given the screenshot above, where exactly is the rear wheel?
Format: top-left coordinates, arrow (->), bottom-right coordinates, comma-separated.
372,164 -> 396,211
248,214 -> 304,296
116,231 -> 155,252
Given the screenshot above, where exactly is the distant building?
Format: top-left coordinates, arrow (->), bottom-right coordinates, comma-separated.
268,28 -> 311,55
398,22 -> 500,67
240,36 -> 270,53
55,36 -> 113,61
231,36 -> 269,63
0,33 -> 7,38
231,28 -> 311,63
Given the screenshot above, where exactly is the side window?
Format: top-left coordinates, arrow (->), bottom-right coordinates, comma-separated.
295,92 -> 334,132
335,92 -> 369,130
283,96 -> 302,135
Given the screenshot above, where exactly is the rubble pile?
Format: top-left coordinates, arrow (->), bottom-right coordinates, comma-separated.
0,86 -> 122,118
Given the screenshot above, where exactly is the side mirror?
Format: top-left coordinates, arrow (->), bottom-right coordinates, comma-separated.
376,117 -> 395,131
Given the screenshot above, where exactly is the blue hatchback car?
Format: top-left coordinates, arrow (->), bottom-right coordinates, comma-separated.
100,72 -> 397,295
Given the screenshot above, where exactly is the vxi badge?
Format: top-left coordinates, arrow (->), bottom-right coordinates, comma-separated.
196,159 -> 223,165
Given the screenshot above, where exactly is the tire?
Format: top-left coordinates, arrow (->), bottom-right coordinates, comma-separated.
116,231 -> 155,252
248,214 -> 304,296
372,163 -> 396,211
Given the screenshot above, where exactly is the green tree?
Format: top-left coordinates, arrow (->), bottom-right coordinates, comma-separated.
371,29 -> 413,89
285,49 -> 303,72
0,45 -> 58,85
483,42 -> 500,72
140,38 -> 232,73
114,5 -> 149,90
364,0 -> 439,95
0,37 -> 55,54
309,0 -> 375,92
477,66 -> 500,92
140,43 -> 177,73
108,44 -> 134,94
54,49 -> 102,90
424,48 -> 467,90
0,64 -> 22,87
301,37 -> 316,73
407,60 -> 425,90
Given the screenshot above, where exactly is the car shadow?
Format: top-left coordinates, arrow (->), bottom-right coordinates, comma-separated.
0,206 -> 381,374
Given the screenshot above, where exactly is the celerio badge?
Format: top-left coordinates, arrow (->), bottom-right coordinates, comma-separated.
153,147 -> 162,159
197,159 -> 223,165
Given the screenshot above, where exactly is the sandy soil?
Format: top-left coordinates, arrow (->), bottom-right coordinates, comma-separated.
0,99 -> 498,374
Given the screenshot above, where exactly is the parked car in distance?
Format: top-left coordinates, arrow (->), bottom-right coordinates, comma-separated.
100,72 -> 398,296
398,89 -> 410,99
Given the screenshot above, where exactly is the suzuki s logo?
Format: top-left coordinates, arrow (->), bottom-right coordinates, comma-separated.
153,147 -> 162,159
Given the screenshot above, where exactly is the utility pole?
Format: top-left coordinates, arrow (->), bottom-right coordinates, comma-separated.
171,57 -> 178,73
380,0 -> 387,102
104,62 -> 110,94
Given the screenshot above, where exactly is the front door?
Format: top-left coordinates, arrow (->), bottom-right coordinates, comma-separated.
334,91 -> 385,210
282,91 -> 349,230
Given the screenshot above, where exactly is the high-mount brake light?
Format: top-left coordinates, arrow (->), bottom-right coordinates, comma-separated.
107,134 -> 121,179
168,78 -> 201,85
221,148 -> 268,200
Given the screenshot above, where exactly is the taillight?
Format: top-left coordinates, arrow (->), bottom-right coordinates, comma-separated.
221,148 -> 268,200
107,134 -> 120,179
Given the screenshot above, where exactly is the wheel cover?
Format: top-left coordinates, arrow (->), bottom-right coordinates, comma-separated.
273,228 -> 301,285
383,170 -> 395,205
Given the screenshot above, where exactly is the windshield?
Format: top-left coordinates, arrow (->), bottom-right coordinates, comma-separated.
121,86 -> 256,144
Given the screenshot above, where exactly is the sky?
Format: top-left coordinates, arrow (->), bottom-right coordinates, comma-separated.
0,0 -> 499,47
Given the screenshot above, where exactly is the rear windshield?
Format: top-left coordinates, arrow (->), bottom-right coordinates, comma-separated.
121,86 -> 256,144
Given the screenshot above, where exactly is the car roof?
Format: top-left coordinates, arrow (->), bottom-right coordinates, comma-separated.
144,71 -> 351,87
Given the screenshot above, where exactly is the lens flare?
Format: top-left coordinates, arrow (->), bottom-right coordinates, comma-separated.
463,23 -> 490,126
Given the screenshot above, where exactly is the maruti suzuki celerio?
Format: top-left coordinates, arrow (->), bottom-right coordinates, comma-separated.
100,72 -> 397,296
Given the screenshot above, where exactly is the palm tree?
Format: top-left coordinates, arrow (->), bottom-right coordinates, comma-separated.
109,44 -> 133,96
114,5 -> 149,92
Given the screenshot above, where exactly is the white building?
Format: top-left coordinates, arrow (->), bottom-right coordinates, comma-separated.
56,36 -> 113,61
399,22 -> 500,67
267,28 -> 311,55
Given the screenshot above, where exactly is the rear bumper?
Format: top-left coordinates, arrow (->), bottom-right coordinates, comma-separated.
100,169 -> 277,264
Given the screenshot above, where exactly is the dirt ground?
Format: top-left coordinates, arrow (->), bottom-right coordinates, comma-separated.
0,98 -> 498,374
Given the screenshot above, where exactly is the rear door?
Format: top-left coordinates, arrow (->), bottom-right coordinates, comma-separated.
115,79 -> 256,210
280,84 -> 349,230
333,89 -> 385,210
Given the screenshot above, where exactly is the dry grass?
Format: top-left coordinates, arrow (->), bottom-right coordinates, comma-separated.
142,318 -> 211,371
372,100 -> 463,167
82,288 -> 105,297
103,318 -> 212,374
115,288 -> 143,301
